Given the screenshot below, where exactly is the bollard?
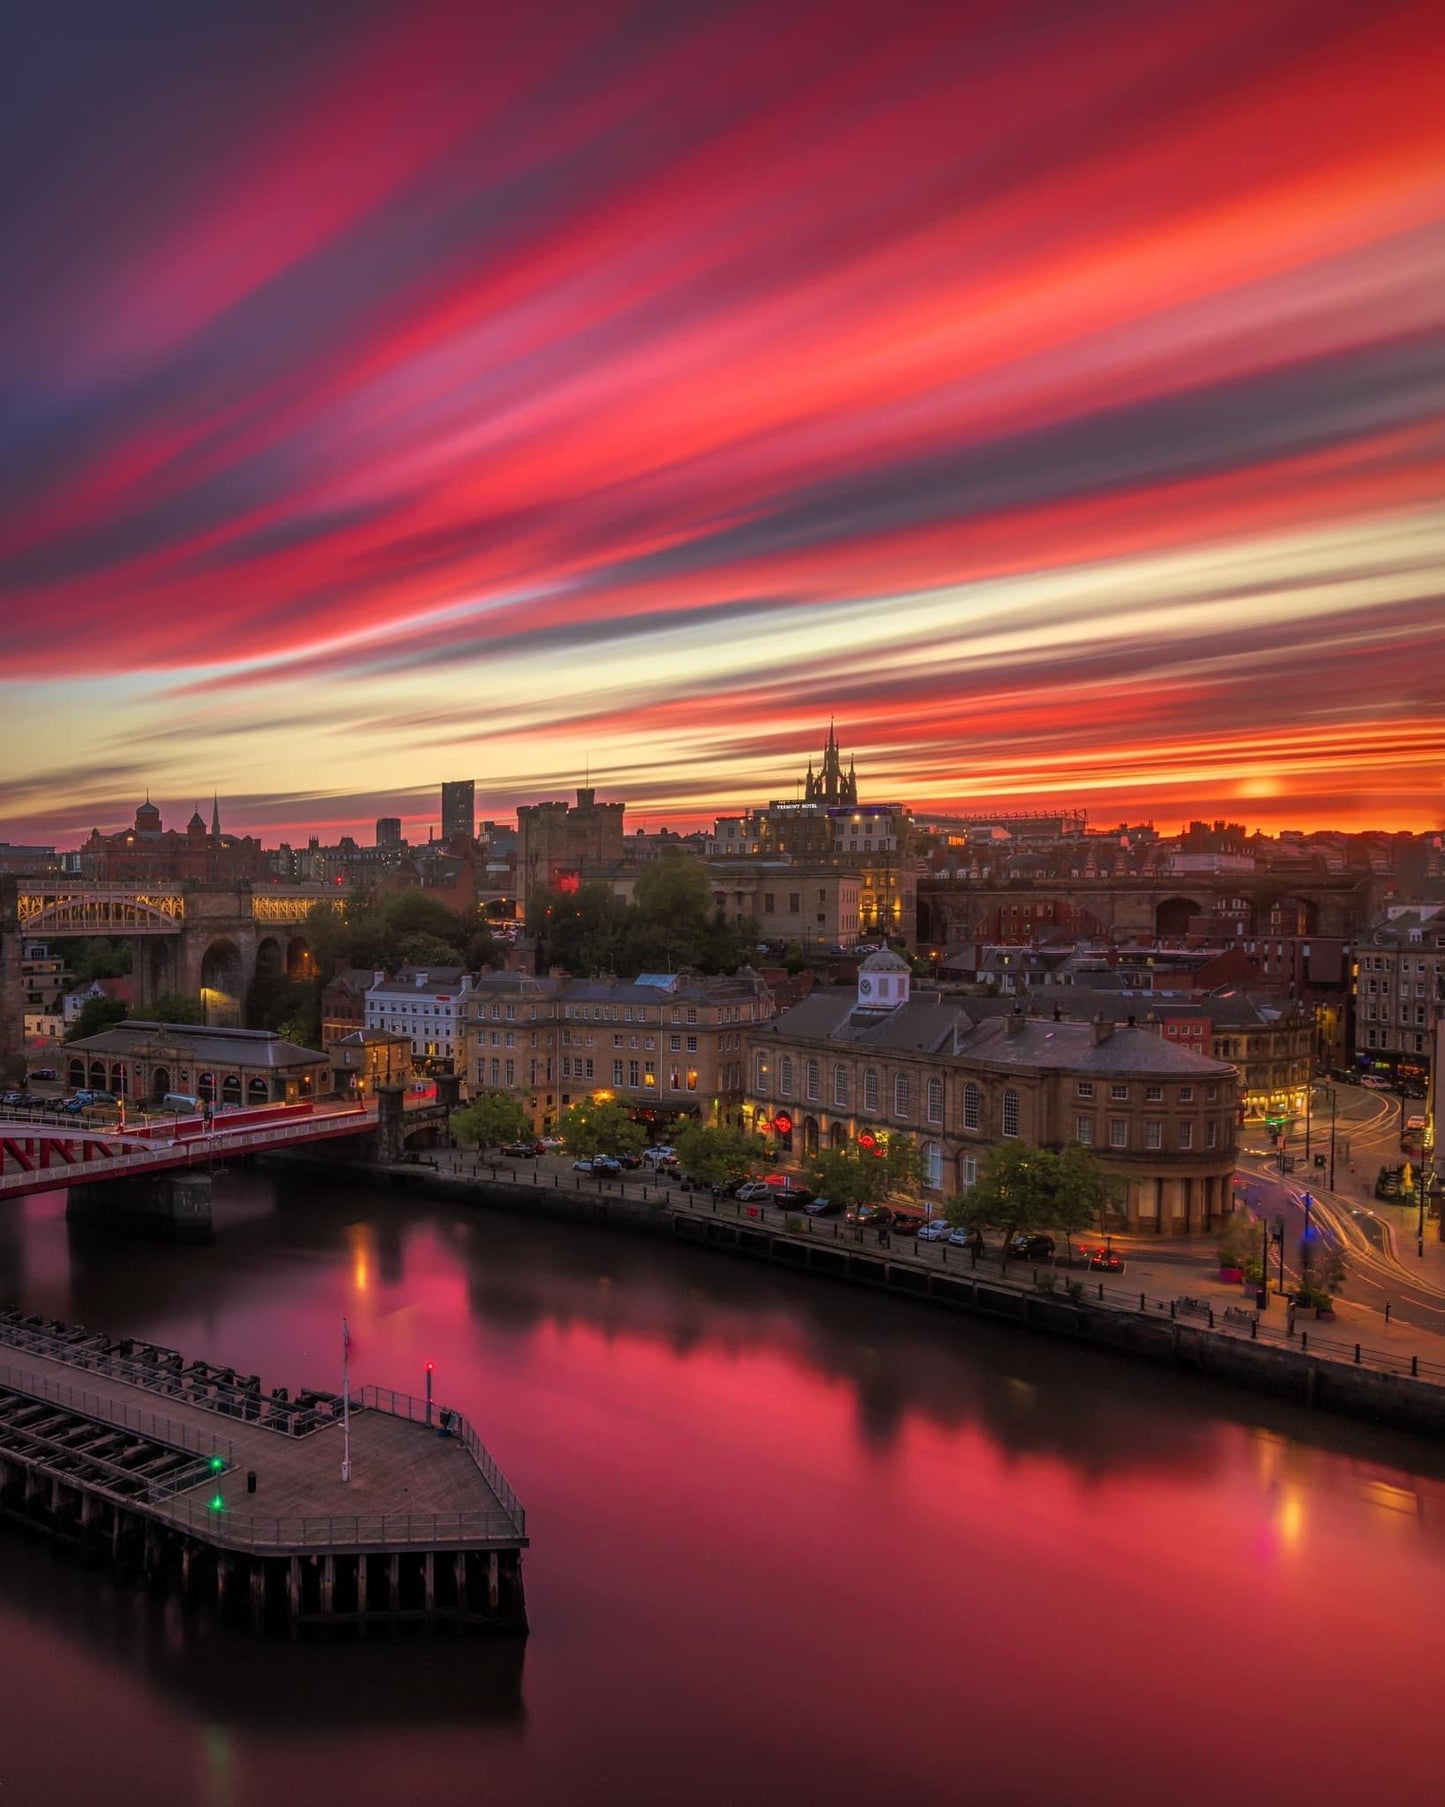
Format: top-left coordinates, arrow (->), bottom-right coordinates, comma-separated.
1385,1302 -> 1392,1324
1354,1343 -> 1361,1365
1208,1307 -> 1215,1329
1412,1355 -> 1418,1377
1098,1282 -> 1104,1301
1169,1300 -> 1176,1320
1250,1316 -> 1257,1339
1139,1292 -> 1146,1311
1302,1330 -> 1308,1352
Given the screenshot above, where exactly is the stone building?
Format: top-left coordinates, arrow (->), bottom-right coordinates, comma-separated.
1354,907 -> 1445,1083
457,968 -> 775,1131
327,1028 -> 414,1100
363,967 -> 470,1072
741,950 -> 1239,1235
515,787 -> 625,907
63,1021 -> 329,1105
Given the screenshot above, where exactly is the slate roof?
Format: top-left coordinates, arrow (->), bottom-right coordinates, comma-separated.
764,986 -> 971,1053
64,1022 -> 327,1067
953,1017 -> 1234,1077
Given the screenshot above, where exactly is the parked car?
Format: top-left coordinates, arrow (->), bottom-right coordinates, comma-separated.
1007,1233 -> 1056,1262
615,1152 -> 643,1170
804,1196 -> 840,1216
31,1068 -> 56,1081
948,1226 -> 984,1251
572,1158 -> 598,1172
891,1213 -> 925,1237
59,1097 -> 87,1114
1360,1076 -> 1391,1091
642,1145 -> 677,1166
539,1135 -> 565,1150
735,1181 -> 773,1203
500,1142 -> 537,1158
591,1155 -> 623,1175
2,1091 -> 28,1110
1087,1247 -> 1126,1273
846,1203 -> 894,1227
917,1219 -> 952,1241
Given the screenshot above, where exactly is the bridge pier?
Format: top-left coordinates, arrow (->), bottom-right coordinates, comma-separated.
66,1170 -> 214,1242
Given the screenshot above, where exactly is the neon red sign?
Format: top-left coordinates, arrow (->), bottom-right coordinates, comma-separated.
857,1131 -> 876,1149
772,1111 -> 793,1135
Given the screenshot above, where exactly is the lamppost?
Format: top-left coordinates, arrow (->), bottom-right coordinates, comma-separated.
1301,1190 -> 1314,1288
1304,1081 -> 1312,1165
1326,1084 -> 1337,1190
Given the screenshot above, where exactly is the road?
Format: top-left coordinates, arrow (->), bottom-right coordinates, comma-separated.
1236,1080 -> 1445,1335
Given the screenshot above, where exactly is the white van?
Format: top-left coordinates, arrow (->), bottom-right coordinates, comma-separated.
161,1093 -> 201,1112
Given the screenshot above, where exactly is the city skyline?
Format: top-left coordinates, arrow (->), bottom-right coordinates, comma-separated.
4,1 -> 1444,845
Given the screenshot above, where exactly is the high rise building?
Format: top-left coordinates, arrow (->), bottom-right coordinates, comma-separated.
375,817 -> 403,847
441,779 -> 475,844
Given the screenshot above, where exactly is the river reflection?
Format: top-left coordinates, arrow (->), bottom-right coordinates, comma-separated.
0,1171 -> 1441,1806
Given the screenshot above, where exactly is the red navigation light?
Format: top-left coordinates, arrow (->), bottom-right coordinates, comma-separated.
772,1111 -> 793,1135
857,1132 -> 876,1150
426,1361 -> 435,1373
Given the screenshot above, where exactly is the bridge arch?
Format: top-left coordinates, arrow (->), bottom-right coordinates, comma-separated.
200,939 -> 244,1024
286,934 -> 314,980
255,936 -> 283,980
1264,894 -> 1319,935
1155,895 -> 1205,938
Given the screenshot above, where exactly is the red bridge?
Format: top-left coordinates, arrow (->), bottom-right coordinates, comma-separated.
0,1100 -> 377,1200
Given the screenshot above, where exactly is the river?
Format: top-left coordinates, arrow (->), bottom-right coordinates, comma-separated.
0,1168 -> 1440,1806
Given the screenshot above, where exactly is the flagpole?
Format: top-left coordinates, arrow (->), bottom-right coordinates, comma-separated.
341,1317 -> 352,1483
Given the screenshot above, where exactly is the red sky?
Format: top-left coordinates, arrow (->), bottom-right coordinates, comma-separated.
1,0 -> 1442,845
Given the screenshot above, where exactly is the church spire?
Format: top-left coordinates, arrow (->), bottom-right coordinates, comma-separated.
211,793 -> 221,838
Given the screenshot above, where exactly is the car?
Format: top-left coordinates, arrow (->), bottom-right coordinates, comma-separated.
846,1203 -> 894,1227
891,1213 -> 925,1237
804,1196 -> 840,1216
1087,1247 -> 1126,1273
615,1152 -> 643,1170
539,1136 -> 565,1150
2,1091 -> 27,1110
948,1226 -> 984,1250
31,1068 -> 56,1081
59,1097 -> 87,1114
917,1219 -> 953,1241
572,1158 -> 598,1172
591,1155 -> 622,1174
1007,1233 -> 1056,1262
500,1142 -> 537,1158
772,1188 -> 813,1210
735,1181 -> 773,1203
642,1145 -> 677,1165
1360,1076 -> 1391,1091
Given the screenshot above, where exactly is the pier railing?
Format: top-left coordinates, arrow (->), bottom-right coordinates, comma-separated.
361,1385 -> 527,1536
0,1361 -> 236,1466
152,1496 -> 522,1552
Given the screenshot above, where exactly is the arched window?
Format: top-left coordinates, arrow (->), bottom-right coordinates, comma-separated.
754,1052 -> 769,1092
805,1060 -> 820,1102
833,1065 -> 848,1108
779,1056 -> 793,1097
1002,1088 -> 1021,1138
926,1076 -> 944,1124
893,1073 -> 910,1118
863,1068 -> 880,1112
923,1142 -> 943,1189
68,1058 -> 85,1089
963,1082 -> 981,1131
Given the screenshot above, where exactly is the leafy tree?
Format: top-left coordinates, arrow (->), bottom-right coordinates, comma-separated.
804,1135 -> 923,1210
1216,1208 -> 1259,1272
558,1097 -> 646,1161
451,1091 -> 533,1149
71,938 -> 132,983
398,931 -> 463,968
66,997 -> 129,1042
944,1143 -> 1059,1265
151,992 -> 205,1025
674,1123 -> 769,1188
1053,1141 -> 1124,1258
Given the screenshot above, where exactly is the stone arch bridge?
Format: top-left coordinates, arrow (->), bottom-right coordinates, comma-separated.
1,879 -> 337,1075
917,871 -> 1379,947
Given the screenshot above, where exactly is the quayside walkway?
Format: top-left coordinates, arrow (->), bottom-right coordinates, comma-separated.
0,1312 -> 527,1636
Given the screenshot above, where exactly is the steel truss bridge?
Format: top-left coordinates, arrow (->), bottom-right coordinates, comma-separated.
16,886 -> 321,936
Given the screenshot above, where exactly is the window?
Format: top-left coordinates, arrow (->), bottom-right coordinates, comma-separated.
833,1065 -> 848,1107
613,1060 -> 624,1086
779,1056 -> 794,1096
894,1073 -> 910,1118
1178,1122 -> 1193,1150
1179,1087 -> 1193,1102
805,1060 -> 820,1102
763,893 -> 774,914
1110,1084 -> 1129,1102
755,1053 -> 769,1090
1001,1088 -> 1020,1138
1076,1080 -> 1094,1099
1206,1121 -> 1217,1148
924,1143 -> 943,1189
927,1076 -> 943,1124
960,1153 -> 978,1191
670,1035 -> 681,1052
1109,1118 -> 1128,1149
1145,1085 -> 1163,1103
686,1035 -> 698,1053
864,1068 -> 880,1112
963,1082 -> 981,1131
1207,1085 -> 1219,1102
629,1061 -> 640,1087
1145,1121 -> 1162,1149
1075,1116 -> 1094,1144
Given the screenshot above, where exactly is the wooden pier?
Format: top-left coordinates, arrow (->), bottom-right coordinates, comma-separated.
0,1311 -> 527,1635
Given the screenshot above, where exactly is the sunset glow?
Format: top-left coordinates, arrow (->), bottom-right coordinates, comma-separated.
3,0 -> 1443,841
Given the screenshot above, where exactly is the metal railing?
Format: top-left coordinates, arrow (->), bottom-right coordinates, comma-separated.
152,1495 -> 522,1553
0,1361 -> 236,1464
361,1385 -> 526,1536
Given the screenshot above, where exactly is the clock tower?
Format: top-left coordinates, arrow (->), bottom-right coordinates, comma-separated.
856,947 -> 911,1012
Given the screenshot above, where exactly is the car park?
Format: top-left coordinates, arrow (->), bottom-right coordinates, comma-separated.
1007,1233 -> 1056,1261
917,1219 -> 952,1241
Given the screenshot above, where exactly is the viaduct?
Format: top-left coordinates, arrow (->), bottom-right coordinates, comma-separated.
1,878 -> 332,1079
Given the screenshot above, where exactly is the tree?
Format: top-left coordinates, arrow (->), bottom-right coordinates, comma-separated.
71,938 -> 131,983
151,993 -> 205,1025
557,1097 -> 646,1161
65,997 -> 128,1042
944,1142 -> 1059,1265
398,931 -> 463,968
1216,1208 -> 1258,1273
451,1092 -> 532,1149
674,1123 -> 769,1188
1053,1141 -> 1124,1259
804,1134 -> 923,1210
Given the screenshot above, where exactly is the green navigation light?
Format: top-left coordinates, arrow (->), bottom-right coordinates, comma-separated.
209,1494 -> 225,1512
209,1456 -> 224,1473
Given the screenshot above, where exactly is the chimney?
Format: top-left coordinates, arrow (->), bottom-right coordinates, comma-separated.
1007,1007 -> 1027,1036
1092,1014 -> 1114,1043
